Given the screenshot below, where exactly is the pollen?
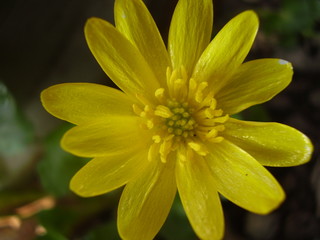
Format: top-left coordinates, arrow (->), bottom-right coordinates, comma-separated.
133,66 -> 229,163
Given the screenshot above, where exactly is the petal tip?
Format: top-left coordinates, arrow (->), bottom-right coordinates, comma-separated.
259,187 -> 286,215
278,59 -> 293,69
240,10 -> 259,27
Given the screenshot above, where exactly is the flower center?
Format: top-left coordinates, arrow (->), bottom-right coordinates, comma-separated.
133,66 -> 229,163
162,100 -> 196,138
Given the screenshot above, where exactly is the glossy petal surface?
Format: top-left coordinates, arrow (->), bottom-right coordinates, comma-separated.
206,140 -> 285,214
61,116 -> 150,158
176,154 -> 224,240
217,59 -> 293,114
168,0 -> 213,75
118,158 -> 176,240
41,83 -> 134,125
222,118 -> 313,166
85,17 -> 159,99
70,150 -> 148,197
193,11 -> 258,93
115,0 -> 171,87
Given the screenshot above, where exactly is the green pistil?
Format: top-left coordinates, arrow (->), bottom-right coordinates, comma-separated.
165,101 -> 195,137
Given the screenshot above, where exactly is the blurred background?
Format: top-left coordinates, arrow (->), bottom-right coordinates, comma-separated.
0,0 -> 319,239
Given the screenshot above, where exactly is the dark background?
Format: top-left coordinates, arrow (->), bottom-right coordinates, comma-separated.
0,0 -> 319,239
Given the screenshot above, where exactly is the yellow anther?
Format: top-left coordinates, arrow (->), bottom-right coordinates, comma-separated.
159,139 -> 173,163
188,141 -> 208,156
146,120 -> 154,129
132,104 -> 143,116
214,114 -> 229,123
148,143 -> 159,161
155,88 -> 165,99
152,135 -> 161,143
205,108 -> 215,118
214,109 -> 223,117
210,136 -> 224,143
195,82 -> 208,103
154,105 -> 173,118
206,129 -> 218,138
140,111 -> 147,118
214,125 -> 226,131
210,98 -> 217,110
144,105 -> 152,114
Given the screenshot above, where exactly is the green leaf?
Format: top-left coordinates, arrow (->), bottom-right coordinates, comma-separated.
84,220 -> 121,240
260,0 -> 320,47
0,81 -> 36,189
37,123 -> 88,197
36,208 -> 75,240
0,81 -> 34,157
159,196 -> 196,240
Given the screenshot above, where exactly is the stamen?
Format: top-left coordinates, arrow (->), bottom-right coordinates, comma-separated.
148,143 -> 159,161
155,88 -> 165,102
209,136 -> 224,143
146,120 -> 154,129
154,105 -> 173,118
195,82 -> 208,103
206,128 -> 218,138
187,141 -> 208,156
214,114 -> 229,123
152,135 -> 161,143
173,78 -> 187,100
159,139 -> 173,163
135,65 -> 230,164
132,104 -> 143,116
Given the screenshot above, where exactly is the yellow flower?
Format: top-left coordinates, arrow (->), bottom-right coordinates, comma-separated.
41,0 -> 313,239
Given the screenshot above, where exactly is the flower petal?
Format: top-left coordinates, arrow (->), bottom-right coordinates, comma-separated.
61,116 -> 151,158
168,0 -> 213,75
192,11 -> 258,93
41,83 -> 134,125
70,150 -> 148,197
222,118 -> 313,166
85,17 -> 159,99
118,157 -> 176,240
206,140 -> 285,214
216,59 -> 293,114
176,154 -> 224,240
115,0 -> 171,87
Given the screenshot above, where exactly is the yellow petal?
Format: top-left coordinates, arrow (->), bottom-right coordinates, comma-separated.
70,150 -> 148,197
118,157 -> 176,240
216,59 -> 293,114
206,140 -> 285,214
222,118 -> 313,166
176,154 -> 224,240
115,0 -> 171,87
192,11 -> 259,93
41,83 -> 134,125
85,17 -> 159,100
168,0 -> 213,75
61,116 -> 150,158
